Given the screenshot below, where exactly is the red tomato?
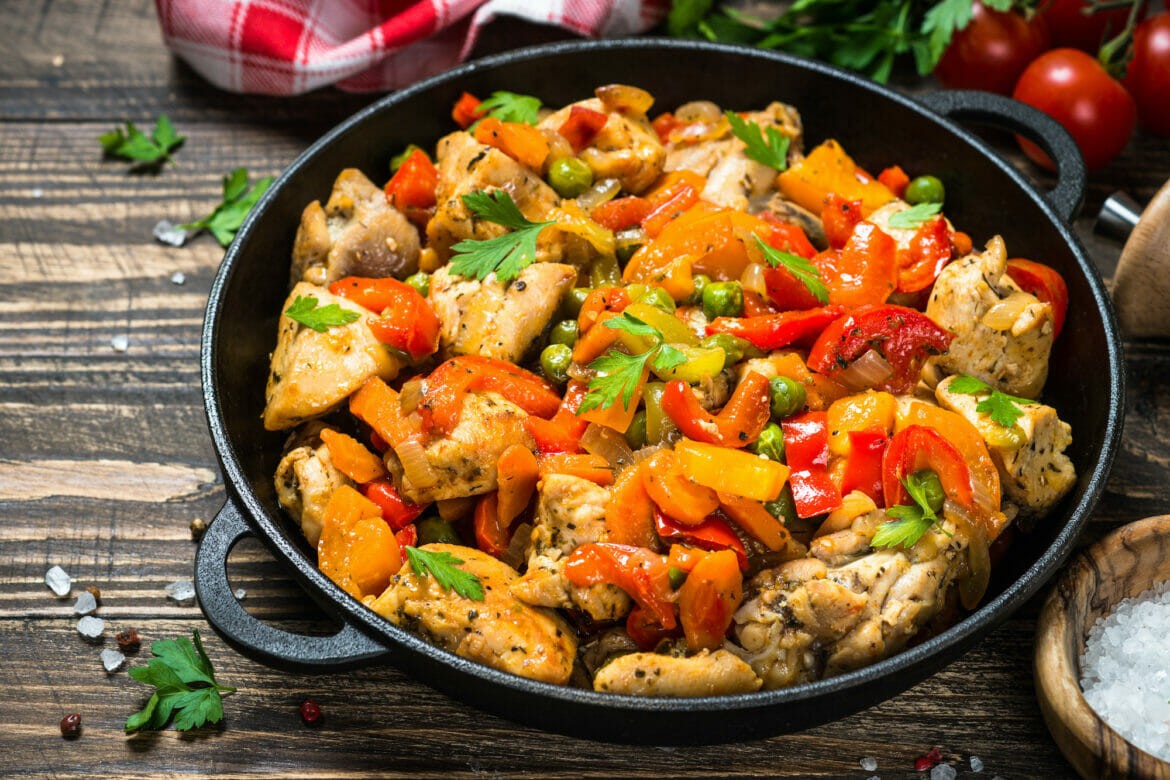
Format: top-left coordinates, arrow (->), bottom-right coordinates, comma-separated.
1041,0 -> 1142,52
935,2 -> 1052,95
1005,258 -> 1070,338
1012,48 -> 1136,171
1124,13 -> 1170,136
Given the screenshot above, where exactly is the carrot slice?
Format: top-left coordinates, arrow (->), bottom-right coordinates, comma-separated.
317,485 -> 389,599
642,449 -> 719,526
497,444 -> 540,527
320,429 -> 387,484
538,453 -> 614,485
605,461 -> 658,549
718,492 -> 792,552
349,377 -> 421,449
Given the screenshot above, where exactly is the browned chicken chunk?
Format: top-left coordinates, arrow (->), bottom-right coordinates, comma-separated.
593,650 -> 762,696
273,423 -> 353,548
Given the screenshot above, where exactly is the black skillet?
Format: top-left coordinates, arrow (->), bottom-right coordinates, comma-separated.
196,39 -> 1124,744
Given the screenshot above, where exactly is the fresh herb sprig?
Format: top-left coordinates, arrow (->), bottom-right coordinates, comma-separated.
577,313 -> 687,414
949,375 -> 1036,428
124,629 -> 236,733
476,91 -> 543,126
284,295 -> 361,332
887,202 -> 943,229
99,115 -> 184,168
725,111 -> 790,170
404,546 -> 484,601
448,190 -> 555,283
179,167 -> 273,247
871,472 -> 952,549
753,234 -> 829,304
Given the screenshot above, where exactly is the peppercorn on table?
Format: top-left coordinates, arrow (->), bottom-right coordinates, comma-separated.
3,1 -> 1169,776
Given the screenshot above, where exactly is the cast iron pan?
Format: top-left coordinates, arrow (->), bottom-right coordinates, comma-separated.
196,39 -> 1124,744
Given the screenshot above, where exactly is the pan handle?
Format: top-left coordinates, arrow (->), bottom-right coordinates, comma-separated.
194,500 -> 391,671
918,90 -> 1086,224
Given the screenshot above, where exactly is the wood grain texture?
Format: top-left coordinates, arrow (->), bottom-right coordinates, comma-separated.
2,0 -> 1169,776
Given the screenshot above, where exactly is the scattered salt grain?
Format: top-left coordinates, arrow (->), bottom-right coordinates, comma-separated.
234,588 -> 247,600
170,271 -> 186,285
51,54 -> 64,67
31,187 -> 44,199
73,590 -> 97,616
110,334 -> 129,352
1080,580 -> 1170,761
45,566 -> 72,597
867,776 -> 880,780
930,764 -> 956,780
100,648 -> 125,673
970,756 -> 984,772
860,756 -> 878,772
165,580 -> 196,606
77,615 -> 104,639
153,219 -> 188,247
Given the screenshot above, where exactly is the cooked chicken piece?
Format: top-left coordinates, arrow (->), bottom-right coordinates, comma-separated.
935,375 -> 1075,520
263,282 -> 402,430
665,102 -> 802,211
290,169 -> 420,287
538,97 -> 666,195
593,649 -> 762,696
426,132 -> 563,262
273,422 -> 353,548
429,262 -> 576,362
387,391 -> 535,504
368,543 -> 576,685
732,510 -> 966,689
925,236 -> 1055,399
511,474 -> 631,623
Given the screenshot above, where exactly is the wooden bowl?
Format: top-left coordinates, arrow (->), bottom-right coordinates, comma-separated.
1035,516 -> 1170,778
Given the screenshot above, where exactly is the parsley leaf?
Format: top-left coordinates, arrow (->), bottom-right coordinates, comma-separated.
579,318 -> 686,414
448,190 -> 555,283
178,167 -> 273,247
872,472 -> 950,549
725,111 -> 790,170
753,234 -> 829,303
887,202 -> 942,229
653,344 -> 688,372
603,311 -> 663,340
99,115 -> 185,168
125,629 -> 236,733
284,295 -> 361,333
949,374 -> 1036,428
404,546 -> 484,601
476,91 -> 542,125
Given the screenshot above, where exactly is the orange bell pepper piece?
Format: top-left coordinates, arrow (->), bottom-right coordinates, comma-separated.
349,377 -> 422,450
474,492 -> 511,559
571,310 -> 622,364
319,428 -> 387,484
659,372 -> 771,449
496,444 -> 540,527
718,492 -> 792,552
677,549 -> 743,652
767,351 -> 850,412
419,356 -> 562,435
577,286 -> 631,333
383,148 -> 439,213
605,461 -> 658,549
777,139 -> 896,216
451,91 -> 484,129
474,117 -> 549,170
538,453 -> 615,485
877,165 -> 910,199
642,449 -> 719,526
524,381 -> 589,454
564,543 -> 676,629
318,485 -> 401,599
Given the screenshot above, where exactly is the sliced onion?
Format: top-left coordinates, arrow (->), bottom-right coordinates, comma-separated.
675,100 -> 722,124
595,84 -> 654,115
502,522 -> 533,572
815,490 -> 877,538
981,292 -> 1036,331
740,262 -> 769,297
946,501 -> 991,609
632,443 -> 666,462
834,349 -> 893,391
395,438 -> 437,489
574,177 -> 621,212
398,377 -> 424,415
581,423 -> 635,469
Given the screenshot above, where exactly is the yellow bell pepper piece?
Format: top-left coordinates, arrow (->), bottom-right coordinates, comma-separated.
674,438 -> 789,502
826,390 -> 897,457
777,139 -> 896,216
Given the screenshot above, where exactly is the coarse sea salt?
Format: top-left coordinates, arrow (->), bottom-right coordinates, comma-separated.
45,565 -> 72,596
165,579 -> 196,606
73,590 -> 97,615
77,615 -> 105,639
1081,580 -> 1170,761
930,764 -> 957,780
859,756 -> 878,772
100,648 -> 125,673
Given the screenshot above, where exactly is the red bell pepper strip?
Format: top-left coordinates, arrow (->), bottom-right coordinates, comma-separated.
653,509 -> 748,571
451,92 -> 484,129
759,212 -> 818,259
677,548 -> 744,652
625,604 -> 681,651
577,286 -> 631,333
419,356 -> 562,435
896,215 -> 953,294
591,196 -> 651,232
659,371 -> 771,449
815,220 -> 899,307
524,381 -> 589,454
383,148 -> 439,214
474,492 -> 511,559
1006,258 -> 1069,338
840,429 -> 889,505
650,112 -> 684,143
822,193 -> 865,249
882,424 -> 974,511
558,105 -> 608,152
877,165 -> 910,199
394,523 -> 418,549
764,266 -> 824,312
363,478 -> 428,531
807,304 -> 954,394
330,276 -> 441,361
741,290 -> 778,318
707,305 -> 845,351
641,183 -> 700,238
563,543 -> 676,629
782,411 -> 842,518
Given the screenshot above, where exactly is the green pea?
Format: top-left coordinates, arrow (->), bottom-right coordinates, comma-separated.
417,516 -> 462,546
700,333 -> 749,369
560,287 -> 590,319
765,486 -> 798,526
615,228 -> 644,263
689,274 -> 712,305
404,271 -> 430,298
540,343 -> 573,384
548,157 -> 594,198
637,285 -> 676,312
751,423 -> 785,463
590,254 -> 622,288
768,376 -> 807,420
549,319 -> 579,347
911,469 -> 946,514
625,410 -> 647,451
702,281 -> 744,319
905,175 -> 945,206
667,566 -> 688,590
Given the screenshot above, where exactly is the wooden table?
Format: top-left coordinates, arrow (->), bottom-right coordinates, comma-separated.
3,2 -> 1168,776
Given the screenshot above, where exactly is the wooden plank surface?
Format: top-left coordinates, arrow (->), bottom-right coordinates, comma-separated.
3,0 -> 1170,776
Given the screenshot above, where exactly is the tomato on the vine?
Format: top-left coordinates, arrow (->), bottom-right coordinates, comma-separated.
1012,48 -> 1136,171
935,2 -> 1051,95
1041,0 -> 1143,52
1124,12 -> 1170,136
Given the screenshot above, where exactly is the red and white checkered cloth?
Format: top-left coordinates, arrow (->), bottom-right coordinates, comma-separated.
154,0 -> 668,95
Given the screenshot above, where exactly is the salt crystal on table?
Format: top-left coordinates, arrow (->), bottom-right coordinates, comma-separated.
153,219 -> 188,247
45,566 -> 72,596
234,588 -> 247,600
970,756 -> 984,772
170,271 -> 186,285
100,648 -> 125,672
73,590 -> 97,615
31,187 -> 44,198
165,580 -> 196,606
930,764 -> 956,780
859,757 -> 878,772
110,334 -> 129,352
77,615 -> 104,638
